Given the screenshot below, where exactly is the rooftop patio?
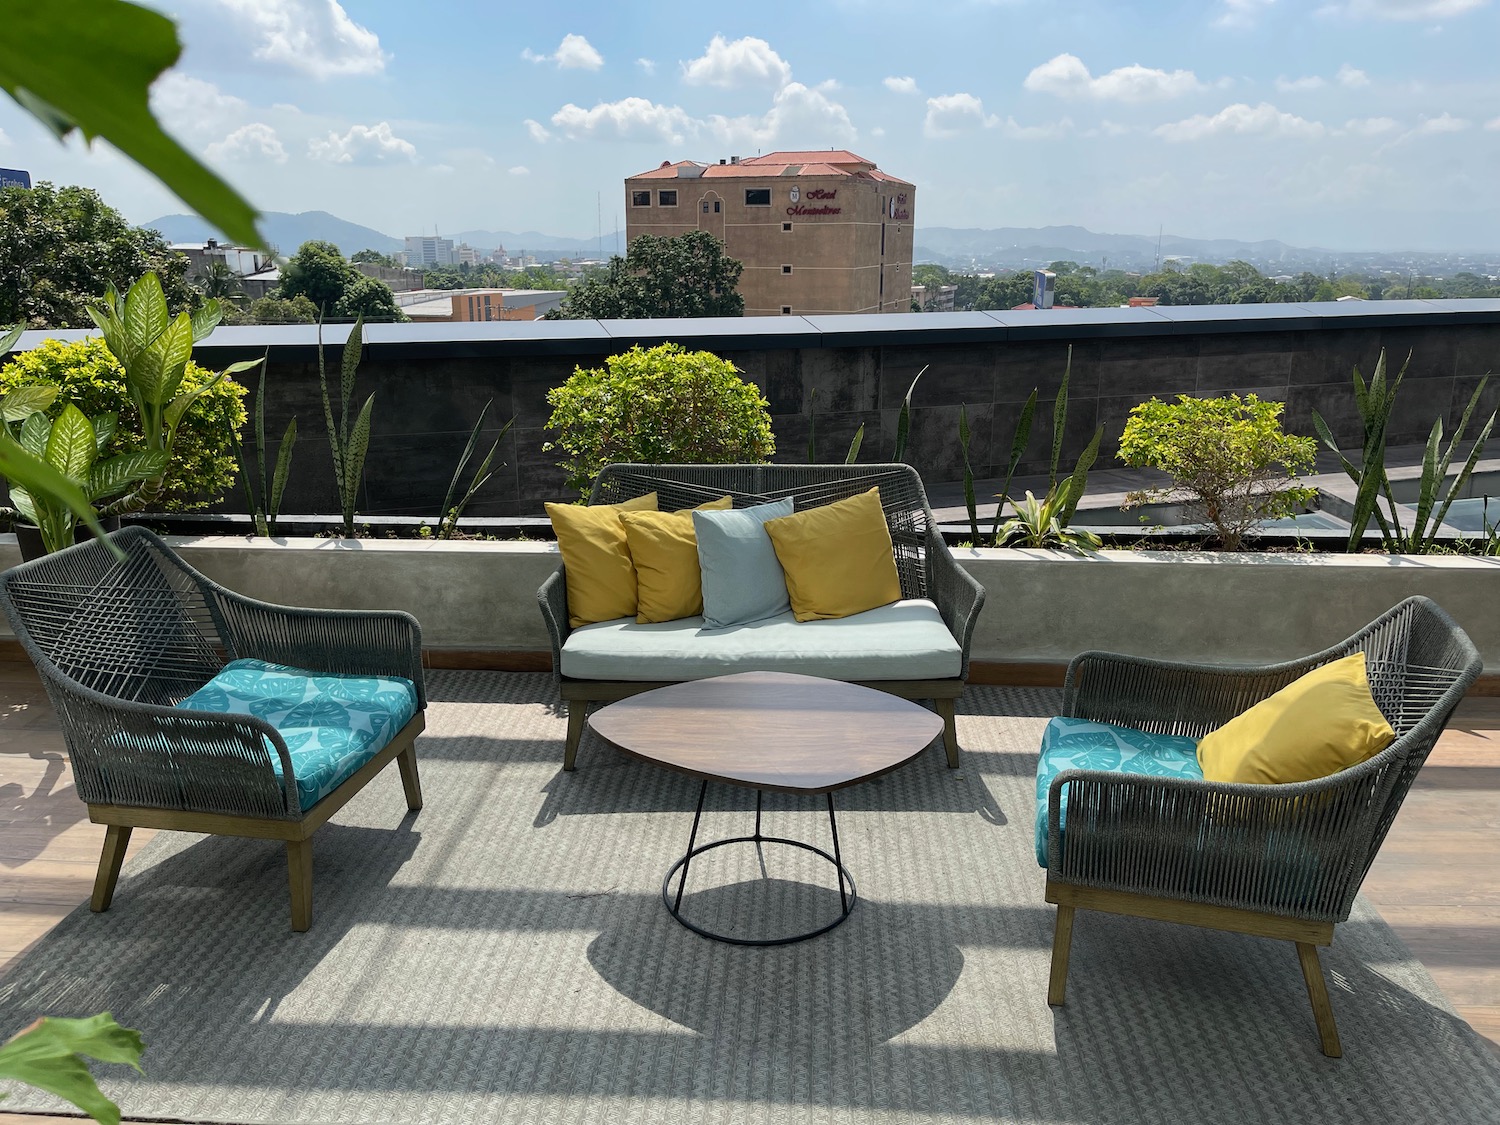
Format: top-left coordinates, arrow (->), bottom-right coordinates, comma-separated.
0,655 -> 1496,1123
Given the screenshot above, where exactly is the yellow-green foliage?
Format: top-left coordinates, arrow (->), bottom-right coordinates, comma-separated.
544,343 -> 775,495
0,338 -> 246,510
1117,393 -> 1316,550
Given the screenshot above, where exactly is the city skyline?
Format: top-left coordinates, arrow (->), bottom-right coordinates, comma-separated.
1,0 -> 1497,252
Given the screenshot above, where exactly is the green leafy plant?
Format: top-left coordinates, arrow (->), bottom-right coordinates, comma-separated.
230,359 -> 296,537
991,345 -> 1104,546
0,325 -> 114,548
85,273 -> 260,515
891,367 -> 926,462
1312,349 -> 1497,553
437,402 -> 515,539
995,489 -> 1102,551
0,0 -> 261,248
317,317 -> 374,538
544,342 -> 775,496
8,405 -> 165,553
0,335 -> 247,510
0,1012 -> 144,1125
959,403 -> 979,542
1118,393 -> 1317,551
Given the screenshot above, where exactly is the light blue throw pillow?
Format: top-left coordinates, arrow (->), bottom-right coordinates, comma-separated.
694,498 -> 794,629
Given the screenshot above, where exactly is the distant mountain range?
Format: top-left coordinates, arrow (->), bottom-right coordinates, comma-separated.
146,210 -> 1480,274
145,211 -> 625,259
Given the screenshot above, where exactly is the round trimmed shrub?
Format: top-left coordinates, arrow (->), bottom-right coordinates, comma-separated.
0,337 -> 248,511
544,343 -> 776,495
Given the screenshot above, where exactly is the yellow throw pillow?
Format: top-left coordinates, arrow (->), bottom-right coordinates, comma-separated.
763,486 -> 902,622
1196,652 -> 1396,785
621,496 -> 733,623
546,493 -> 658,627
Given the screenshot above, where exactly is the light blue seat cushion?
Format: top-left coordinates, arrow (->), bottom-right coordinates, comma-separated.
1035,716 -> 1202,868
561,598 -> 961,682
694,497 -> 794,628
176,658 -> 419,813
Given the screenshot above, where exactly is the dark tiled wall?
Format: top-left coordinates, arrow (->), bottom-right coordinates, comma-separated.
247,321 -> 1500,518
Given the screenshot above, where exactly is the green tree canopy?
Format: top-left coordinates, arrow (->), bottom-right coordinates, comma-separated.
551,230 -> 743,319
350,248 -> 397,267
277,240 -> 403,321
0,181 -> 193,328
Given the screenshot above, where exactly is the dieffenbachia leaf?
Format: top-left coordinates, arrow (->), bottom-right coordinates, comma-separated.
0,0 -> 263,248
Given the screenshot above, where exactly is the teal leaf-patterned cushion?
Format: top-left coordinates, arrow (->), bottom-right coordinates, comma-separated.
1035,716 -> 1203,868
176,659 -> 419,813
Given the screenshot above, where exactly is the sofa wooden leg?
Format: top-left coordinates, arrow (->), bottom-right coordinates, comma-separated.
91,825 -> 132,913
935,697 -> 959,768
287,839 -> 314,933
564,703 -> 587,771
1296,941 -> 1343,1058
1048,905 -> 1076,1006
397,743 -> 423,811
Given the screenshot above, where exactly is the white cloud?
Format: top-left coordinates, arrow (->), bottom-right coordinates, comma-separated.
998,116 -> 1073,140
924,92 -> 998,137
1330,0 -> 1487,17
1276,75 -> 1326,91
151,74 -> 249,139
550,98 -> 698,144
870,126 -> 886,137
509,165 -> 530,176
681,35 -> 792,89
1486,116 -> 1500,130
1415,112 -> 1471,132
1024,53 -> 1201,101
636,58 -> 656,74
1337,63 -> 1371,86
1215,0 -> 1276,27
708,81 -> 857,148
884,76 -> 920,95
522,33 -> 603,70
524,119 -> 551,143
308,121 -> 416,163
205,122 -> 287,163
1155,102 -> 1326,141
1344,116 -> 1400,134
216,0 -> 385,78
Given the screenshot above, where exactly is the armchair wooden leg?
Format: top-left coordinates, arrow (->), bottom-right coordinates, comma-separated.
1048,905 -> 1076,1006
397,743 -> 423,811
1296,941 -> 1343,1058
564,703 -> 587,771
91,825 -> 132,913
935,697 -> 959,768
287,839 -> 314,933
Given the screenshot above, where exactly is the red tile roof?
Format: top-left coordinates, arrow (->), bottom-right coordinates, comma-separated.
740,150 -> 873,166
627,151 -> 911,185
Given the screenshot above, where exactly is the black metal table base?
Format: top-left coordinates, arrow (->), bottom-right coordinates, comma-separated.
661,781 -> 856,945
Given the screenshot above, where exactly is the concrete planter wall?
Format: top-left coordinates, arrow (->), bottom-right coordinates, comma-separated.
2,536 -> 1497,676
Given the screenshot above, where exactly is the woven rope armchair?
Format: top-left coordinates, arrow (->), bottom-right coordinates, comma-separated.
538,463 -> 985,770
0,527 -> 427,931
1043,595 -> 1481,1057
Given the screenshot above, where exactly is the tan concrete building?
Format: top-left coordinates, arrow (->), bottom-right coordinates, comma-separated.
624,150 -> 915,316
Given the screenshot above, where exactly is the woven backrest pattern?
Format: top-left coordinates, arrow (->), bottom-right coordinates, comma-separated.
590,463 -> 933,600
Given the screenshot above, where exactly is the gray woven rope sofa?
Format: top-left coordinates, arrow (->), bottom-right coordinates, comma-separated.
0,527 -> 427,932
538,463 -> 985,771
1038,595 -> 1481,1057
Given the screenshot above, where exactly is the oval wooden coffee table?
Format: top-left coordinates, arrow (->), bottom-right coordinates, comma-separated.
588,670 -> 944,945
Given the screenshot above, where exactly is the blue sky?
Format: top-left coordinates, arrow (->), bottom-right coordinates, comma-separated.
3,0 -> 1498,251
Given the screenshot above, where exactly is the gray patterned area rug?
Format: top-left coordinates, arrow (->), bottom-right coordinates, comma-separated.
2,673 -> 1498,1125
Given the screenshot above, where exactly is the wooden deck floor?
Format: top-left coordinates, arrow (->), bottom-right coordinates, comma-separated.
0,663 -> 1494,1123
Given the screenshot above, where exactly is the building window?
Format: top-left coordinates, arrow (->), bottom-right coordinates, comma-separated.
745,188 -> 771,206
658,190 -> 678,206
782,265 -> 793,274
781,306 -> 792,315
782,222 -> 793,232
631,190 -> 651,207
714,201 -> 721,213
702,202 -> 709,213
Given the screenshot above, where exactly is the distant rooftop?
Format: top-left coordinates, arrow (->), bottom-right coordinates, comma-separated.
629,150 -> 911,184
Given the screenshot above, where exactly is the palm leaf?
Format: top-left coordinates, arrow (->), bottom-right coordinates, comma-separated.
315,319 -> 344,501
340,318 -> 365,446
892,366 -> 926,463
342,393 -> 375,534
1409,418 -> 1444,545
1059,425 -> 1103,525
269,418 -> 297,534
